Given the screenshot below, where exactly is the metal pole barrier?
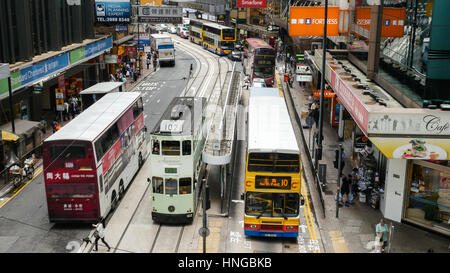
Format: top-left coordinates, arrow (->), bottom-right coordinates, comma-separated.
315,0 -> 328,171
336,143 -> 342,218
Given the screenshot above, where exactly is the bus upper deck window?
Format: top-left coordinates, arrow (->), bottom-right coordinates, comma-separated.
152,140 -> 160,155
182,140 -> 191,155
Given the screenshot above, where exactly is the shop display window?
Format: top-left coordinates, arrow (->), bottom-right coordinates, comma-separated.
407,161 -> 450,230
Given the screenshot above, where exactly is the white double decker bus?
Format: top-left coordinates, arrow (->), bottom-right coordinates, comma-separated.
149,96 -> 206,224
43,92 -> 148,222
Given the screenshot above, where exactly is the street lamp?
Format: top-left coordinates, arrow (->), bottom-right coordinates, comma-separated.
314,0 -> 328,171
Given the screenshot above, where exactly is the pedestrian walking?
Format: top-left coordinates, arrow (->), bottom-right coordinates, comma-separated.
351,168 -> 359,202
244,75 -> 250,90
375,218 -> 389,253
63,101 -> 70,121
92,219 -> 111,252
146,58 -> 151,70
340,174 -> 352,207
153,58 -> 157,70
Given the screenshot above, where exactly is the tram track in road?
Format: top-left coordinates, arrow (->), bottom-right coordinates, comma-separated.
171,34 -> 233,99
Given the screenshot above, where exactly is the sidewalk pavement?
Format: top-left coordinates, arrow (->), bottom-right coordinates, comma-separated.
0,62 -> 157,200
277,60 -> 450,253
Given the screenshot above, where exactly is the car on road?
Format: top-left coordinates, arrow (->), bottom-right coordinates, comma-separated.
159,24 -> 168,32
180,30 -> 189,39
252,78 -> 267,88
227,50 -> 242,62
169,26 -> 177,34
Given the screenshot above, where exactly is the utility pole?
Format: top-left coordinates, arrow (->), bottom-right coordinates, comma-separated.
284,0 -> 290,74
199,179 -> 210,253
315,0 -> 328,171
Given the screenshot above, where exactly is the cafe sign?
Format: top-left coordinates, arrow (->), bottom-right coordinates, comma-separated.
367,110 -> 450,136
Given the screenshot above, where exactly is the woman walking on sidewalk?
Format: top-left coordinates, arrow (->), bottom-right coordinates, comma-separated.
92,219 -> 111,252
376,218 -> 389,253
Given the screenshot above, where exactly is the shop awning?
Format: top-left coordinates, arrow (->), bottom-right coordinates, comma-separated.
1,130 -> 19,142
113,35 -> 134,46
0,119 -> 40,140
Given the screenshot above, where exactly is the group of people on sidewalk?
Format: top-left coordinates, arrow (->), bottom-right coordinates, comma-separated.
339,168 -> 360,207
111,62 -> 141,83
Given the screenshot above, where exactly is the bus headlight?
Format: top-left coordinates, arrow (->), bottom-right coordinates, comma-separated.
286,226 -> 293,230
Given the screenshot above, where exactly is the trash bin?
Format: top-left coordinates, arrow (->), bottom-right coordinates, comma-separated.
284,73 -> 289,82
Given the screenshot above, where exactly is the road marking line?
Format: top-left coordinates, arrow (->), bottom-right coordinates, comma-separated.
0,165 -> 43,209
302,179 -> 320,253
329,231 -> 349,253
197,220 -> 221,253
300,178 -> 315,252
275,71 -> 284,98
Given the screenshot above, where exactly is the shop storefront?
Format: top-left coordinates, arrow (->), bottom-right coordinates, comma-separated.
405,160 -> 450,232
310,49 -> 450,235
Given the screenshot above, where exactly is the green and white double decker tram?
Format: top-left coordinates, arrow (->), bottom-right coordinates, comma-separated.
149,97 -> 207,224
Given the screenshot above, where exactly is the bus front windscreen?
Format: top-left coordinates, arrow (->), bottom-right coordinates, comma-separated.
219,41 -> 234,50
245,192 -> 299,217
222,28 -> 235,40
253,66 -> 275,79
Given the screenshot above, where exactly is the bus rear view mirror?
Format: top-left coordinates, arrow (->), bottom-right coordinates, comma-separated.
240,193 -> 244,200
147,178 -> 150,183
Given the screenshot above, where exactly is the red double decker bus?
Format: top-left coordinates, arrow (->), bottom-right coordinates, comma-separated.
43,92 -> 147,222
244,38 -> 276,87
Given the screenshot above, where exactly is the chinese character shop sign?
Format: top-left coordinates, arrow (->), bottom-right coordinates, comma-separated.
95,0 -> 131,24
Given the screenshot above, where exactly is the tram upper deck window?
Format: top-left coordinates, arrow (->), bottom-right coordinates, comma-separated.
165,178 -> 178,195
179,178 -> 192,194
182,140 -> 191,155
152,177 -> 163,194
162,141 -> 180,156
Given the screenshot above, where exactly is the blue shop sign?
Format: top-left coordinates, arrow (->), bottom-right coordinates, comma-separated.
20,54 -> 69,86
85,37 -> 113,58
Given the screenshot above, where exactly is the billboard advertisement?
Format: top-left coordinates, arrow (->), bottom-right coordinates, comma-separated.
289,7 -> 340,37
95,0 -> 131,24
236,0 -> 267,8
355,7 -> 406,37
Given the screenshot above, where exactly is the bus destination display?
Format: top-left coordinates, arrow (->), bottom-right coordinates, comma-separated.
255,176 -> 291,190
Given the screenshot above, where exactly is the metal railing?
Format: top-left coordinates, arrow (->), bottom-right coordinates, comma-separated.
282,71 -> 326,218
0,144 -> 43,190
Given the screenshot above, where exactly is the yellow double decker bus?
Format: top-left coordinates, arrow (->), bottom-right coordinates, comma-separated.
189,19 -> 236,55
243,91 -> 303,238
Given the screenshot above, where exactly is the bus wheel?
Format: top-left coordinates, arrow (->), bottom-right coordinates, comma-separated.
119,181 -> 125,199
111,191 -> 118,211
